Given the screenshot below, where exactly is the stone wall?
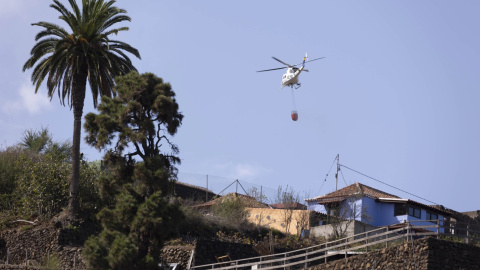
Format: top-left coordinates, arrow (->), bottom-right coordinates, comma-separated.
427,237 -> 480,269
160,245 -> 194,270
0,224 -> 260,270
0,226 -> 86,269
4,221 -> 478,270
307,237 -> 480,270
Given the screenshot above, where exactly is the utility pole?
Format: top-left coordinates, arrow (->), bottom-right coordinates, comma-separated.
335,154 -> 339,191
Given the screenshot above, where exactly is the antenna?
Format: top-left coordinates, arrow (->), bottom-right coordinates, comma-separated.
335,154 -> 339,191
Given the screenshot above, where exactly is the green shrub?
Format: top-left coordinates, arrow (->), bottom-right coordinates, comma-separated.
0,147 -> 102,222
14,152 -> 70,217
0,146 -> 22,196
212,197 -> 248,223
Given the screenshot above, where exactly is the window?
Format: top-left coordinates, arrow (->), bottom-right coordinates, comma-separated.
408,207 -> 421,218
394,204 -> 407,216
426,212 -> 438,222
266,215 -> 270,220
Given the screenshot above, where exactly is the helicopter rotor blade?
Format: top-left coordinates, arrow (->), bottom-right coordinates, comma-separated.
293,57 -> 325,67
272,57 -> 293,67
256,66 -> 288,72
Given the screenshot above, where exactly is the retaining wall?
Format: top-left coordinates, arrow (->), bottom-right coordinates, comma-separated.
0,226 -> 85,269
308,237 -> 480,270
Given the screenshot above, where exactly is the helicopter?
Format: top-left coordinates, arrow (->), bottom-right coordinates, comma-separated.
257,53 -> 324,121
256,53 -> 324,89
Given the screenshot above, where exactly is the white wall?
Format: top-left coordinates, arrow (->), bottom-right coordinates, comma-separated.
306,201 -> 326,213
310,220 -> 378,239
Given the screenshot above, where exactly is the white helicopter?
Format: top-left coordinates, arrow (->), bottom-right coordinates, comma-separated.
257,53 -> 324,121
257,53 -> 324,89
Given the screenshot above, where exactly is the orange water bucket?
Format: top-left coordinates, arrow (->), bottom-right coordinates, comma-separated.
291,111 -> 298,121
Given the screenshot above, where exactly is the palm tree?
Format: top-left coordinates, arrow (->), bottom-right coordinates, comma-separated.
23,0 -> 141,217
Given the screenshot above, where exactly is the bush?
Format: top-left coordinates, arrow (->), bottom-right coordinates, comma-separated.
0,146 -> 22,197
212,197 -> 248,224
14,151 -> 70,217
0,146 -> 102,225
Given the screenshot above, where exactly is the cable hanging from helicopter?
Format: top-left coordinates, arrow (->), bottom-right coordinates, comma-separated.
291,88 -> 298,121
257,53 -> 324,121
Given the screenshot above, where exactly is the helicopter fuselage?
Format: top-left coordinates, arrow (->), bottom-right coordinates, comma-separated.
281,66 -> 304,89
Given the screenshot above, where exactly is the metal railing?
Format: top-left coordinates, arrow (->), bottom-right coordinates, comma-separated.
189,220 -> 478,270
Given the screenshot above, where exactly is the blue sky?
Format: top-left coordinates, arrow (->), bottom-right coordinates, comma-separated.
1,1 -> 479,212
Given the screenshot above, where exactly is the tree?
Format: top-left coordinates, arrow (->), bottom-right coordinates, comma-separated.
247,186 -> 268,204
23,0 -> 140,217
296,192 -> 312,237
211,195 -> 249,224
82,72 -> 184,269
84,72 -> 183,196
274,185 -> 300,234
19,127 -> 73,161
325,193 -> 373,239
20,127 -> 50,153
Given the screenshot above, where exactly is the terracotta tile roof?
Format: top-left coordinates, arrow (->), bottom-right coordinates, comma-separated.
270,202 -> 307,210
306,183 -> 454,216
305,182 -> 400,203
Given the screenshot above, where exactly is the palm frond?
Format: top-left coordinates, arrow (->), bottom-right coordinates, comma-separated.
24,0 -> 140,108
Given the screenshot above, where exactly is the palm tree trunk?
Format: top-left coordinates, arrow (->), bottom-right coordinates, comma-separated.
68,73 -> 87,217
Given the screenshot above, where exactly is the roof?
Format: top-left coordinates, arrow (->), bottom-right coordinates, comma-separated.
305,182 -> 453,216
175,181 -> 215,194
270,202 -> 307,210
195,192 -> 269,209
305,182 -> 400,203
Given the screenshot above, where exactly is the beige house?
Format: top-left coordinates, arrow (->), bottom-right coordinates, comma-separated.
192,192 -> 327,236
245,207 -> 325,235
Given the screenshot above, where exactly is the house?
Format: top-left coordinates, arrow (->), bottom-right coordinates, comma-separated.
245,207 -> 326,236
174,181 -> 217,203
305,183 -> 452,234
194,192 -> 325,235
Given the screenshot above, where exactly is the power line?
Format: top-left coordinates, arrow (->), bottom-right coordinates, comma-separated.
324,155 -> 338,182
339,166 -> 349,187
314,155 -> 339,196
340,164 -> 441,206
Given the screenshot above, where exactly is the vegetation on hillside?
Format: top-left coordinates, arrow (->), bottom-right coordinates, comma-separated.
0,127 -> 102,228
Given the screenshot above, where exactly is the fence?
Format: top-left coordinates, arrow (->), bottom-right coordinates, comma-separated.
2,248 -> 81,270
188,220 -> 480,270
177,173 -> 278,204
